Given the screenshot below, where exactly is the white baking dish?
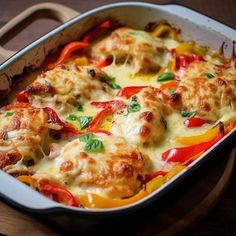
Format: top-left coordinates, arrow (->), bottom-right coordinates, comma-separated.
0,2 -> 235,233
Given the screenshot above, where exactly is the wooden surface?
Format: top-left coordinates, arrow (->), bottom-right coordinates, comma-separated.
0,0 -> 236,235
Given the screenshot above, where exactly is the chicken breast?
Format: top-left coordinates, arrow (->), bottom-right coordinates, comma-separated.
0,103 -> 48,173
26,67 -> 113,116
34,134 -> 150,199
112,87 -> 169,145
91,27 -> 168,74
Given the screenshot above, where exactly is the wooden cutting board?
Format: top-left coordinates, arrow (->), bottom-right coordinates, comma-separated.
0,149 -> 235,236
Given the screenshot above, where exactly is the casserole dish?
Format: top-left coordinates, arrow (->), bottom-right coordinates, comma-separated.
0,1 -> 235,234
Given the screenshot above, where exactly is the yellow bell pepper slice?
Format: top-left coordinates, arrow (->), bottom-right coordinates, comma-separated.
79,189 -> 148,209
151,24 -> 178,39
175,42 -> 206,56
146,164 -> 185,193
175,125 -> 219,146
17,175 -> 36,189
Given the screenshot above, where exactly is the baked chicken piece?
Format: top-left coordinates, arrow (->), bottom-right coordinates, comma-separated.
91,27 -> 168,74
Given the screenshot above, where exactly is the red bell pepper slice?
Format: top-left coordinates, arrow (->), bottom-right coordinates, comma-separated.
145,170 -> 168,183
43,107 -> 81,135
94,58 -> 111,69
39,181 -> 78,207
87,108 -> 112,131
184,117 -> 208,128
162,122 -> 224,164
48,41 -> 89,69
89,129 -> 112,136
90,100 -> 125,112
176,54 -> 203,70
82,20 -> 114,43
116,86 -> 149,99
16,90 -> 29,103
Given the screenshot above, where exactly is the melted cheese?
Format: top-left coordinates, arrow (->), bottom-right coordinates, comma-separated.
2,22 -> 236,208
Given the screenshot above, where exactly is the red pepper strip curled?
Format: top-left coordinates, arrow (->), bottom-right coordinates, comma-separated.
145,171 -> 168,183
82,20 -> 113,43
176,54 -> 203,70
90,100 -> 125,112
39,181 -> 78,207
184,117 -> 208,128
162,122 -> 224,164
87,108 -> 112,131
93,58 -> 111,69
43,107 -> 81,135
116,86 -> 149,99
48,41 -> 89,69
16,90 -> 29,103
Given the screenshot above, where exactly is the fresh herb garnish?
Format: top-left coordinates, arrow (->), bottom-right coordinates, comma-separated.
125,96 -> 141,115
181,111 -> 197,118
78,116 -> 93,130
76,102 -> 84,112
84,139 -> 104,153
204,72 -> 214,78
103,74 -> 121,90
2,131 -> 8,141
79,133 -> 94,142
5,111 -> 16,117
103,74 -> 115,82
67,114 -> 79,121
157,72 -> 174,82
108,82 -> 121,90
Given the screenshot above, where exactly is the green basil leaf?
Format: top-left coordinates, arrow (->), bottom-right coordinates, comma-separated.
84,139 -> 104,153
157,72 -> 174,82
103,74 -> 115,82
204,72 -> 215,78
79,116 -> 93,130
67,114 -> 79,121
79,133 -> 94,142
2,131 -> 8,141
108,82 -> 121,90
128,103 -> 141,113
181,111 -> 196,117
5,111 -> 16,117
76,102 -> 84,112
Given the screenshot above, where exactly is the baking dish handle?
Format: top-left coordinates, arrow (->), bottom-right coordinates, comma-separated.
0,2 -> 79,63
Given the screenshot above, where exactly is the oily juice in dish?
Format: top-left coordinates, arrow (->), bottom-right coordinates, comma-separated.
0,20 -> 235,208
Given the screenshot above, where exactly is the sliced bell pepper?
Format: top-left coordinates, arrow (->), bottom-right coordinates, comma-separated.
89,129 -> 112,136
90,100 -> 125,112
162,122 -> 224,164
176,123 -> 219,146
43,107 -> 81,135
146,165 -> 185,193
82,20 -> 114,43
93,58 -> 111,69
48,41 -> 89,69
145,170 -> 167,183
17,175 -> 36,188
116,86 -> 149,99
151,24 -> 178,39
39,181 -> 78,207
16,90 -> 29,103
184,117 -> 208,128
87,108 -> 112,131
78,189 -> 148,208
176,54 -> 203,70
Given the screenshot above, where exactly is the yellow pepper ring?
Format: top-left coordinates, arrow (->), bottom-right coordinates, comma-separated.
151,24 -> 178,39
175,125 -> 219,146
78,189 -> 148,209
